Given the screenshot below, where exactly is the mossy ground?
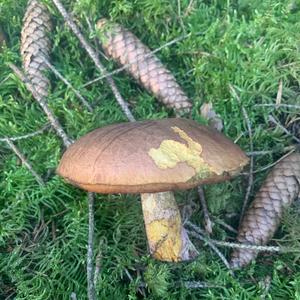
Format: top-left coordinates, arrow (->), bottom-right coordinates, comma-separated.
1,0 -> 300,299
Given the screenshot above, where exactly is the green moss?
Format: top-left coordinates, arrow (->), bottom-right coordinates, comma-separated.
1,0 -> 300,299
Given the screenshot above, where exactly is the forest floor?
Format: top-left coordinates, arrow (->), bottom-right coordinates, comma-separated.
1,0 -> 300,299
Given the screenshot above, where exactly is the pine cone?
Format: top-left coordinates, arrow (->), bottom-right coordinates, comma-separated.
96,19 -> 192,113
21,0 -> 52,98
230,152 -> 300,269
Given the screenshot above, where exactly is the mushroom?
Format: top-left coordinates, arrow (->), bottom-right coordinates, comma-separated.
57,118 -> 248,262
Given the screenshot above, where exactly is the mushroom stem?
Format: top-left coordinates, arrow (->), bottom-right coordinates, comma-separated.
141,191 -> 199,262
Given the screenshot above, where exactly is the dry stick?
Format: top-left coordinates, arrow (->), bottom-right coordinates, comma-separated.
52,4 -> 138,298
210,240 -> 282,252
255,104 -> 300,109
229,84 -> 254,225
185,221 -> 233,274
185,221 -> 298,253
51,2 -> 137,299
275,79 -> 283,107
43,58 -> 93,112
5,138 -> 45,186
9,63 -> 73,148
244,148 -> 296,175
87,192 -> 95,300
183,281 -> 224,289
198,186 -> 213,234
52,0 -> 135,122
187,229 -> 234,275
269,115 -> 300,144
82,31 -> 202,88
0,124 -> 50,142
246,145 -> 296,156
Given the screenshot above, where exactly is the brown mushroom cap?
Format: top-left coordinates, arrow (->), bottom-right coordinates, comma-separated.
57,118 -> 249,193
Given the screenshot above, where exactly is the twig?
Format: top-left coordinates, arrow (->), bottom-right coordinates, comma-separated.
0,124 -> 50,142
187,229 -> 234,275
246,145 -> 296,156
269,115 -> 300,144
198,186 -> 213,234
275,79 -> 283,107
9,63 -> 73,148
43,58 -> 93,112
4,138 -> 45,186
87,192 -> 96,300
209,240 -> 282,252
229,84 -> 254,225
185,221 -> 233,274
52,0 -> 135,122
254,104 -> 300,109
82,31 -> 203,88
185,221 -> 299,253
183,281 -> 224,289
242,148 -> 296,175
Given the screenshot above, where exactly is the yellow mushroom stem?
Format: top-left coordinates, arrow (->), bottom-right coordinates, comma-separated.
141,191 -> 199,262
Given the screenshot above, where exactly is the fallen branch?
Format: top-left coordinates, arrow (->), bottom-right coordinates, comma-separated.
183,281 -> 224,289
185,221 -> 299,253
243,148 -> 296,175
187,229 -> 234,276
275,79 -> 283,107
9,63 -> 73,148
255,104 -> 300,109
246,145 -> 296,156
0,124 -> 50,142
51,0 -> 135,122
87,192 -> 96,300
5,138 -> 44,186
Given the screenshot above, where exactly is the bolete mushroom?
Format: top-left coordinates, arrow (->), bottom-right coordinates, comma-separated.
57,118 -> 248,262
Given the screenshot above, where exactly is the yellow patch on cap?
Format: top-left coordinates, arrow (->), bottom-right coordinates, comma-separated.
148,126 -> 222,179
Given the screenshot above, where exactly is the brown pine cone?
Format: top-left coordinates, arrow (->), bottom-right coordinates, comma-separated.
21,0 -> 52,98
96,19 -> 192,113
230,152 -> 300,269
